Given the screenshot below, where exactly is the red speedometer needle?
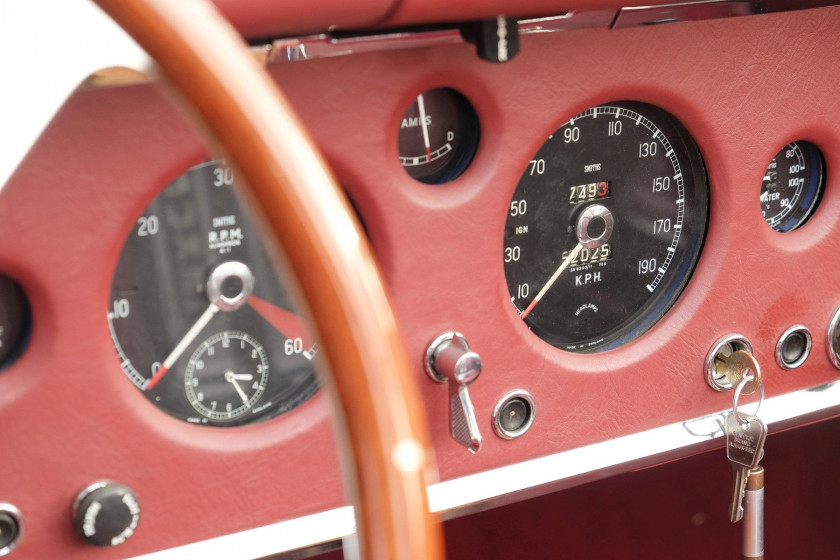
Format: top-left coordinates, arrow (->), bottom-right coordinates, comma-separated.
146,302 -> 220,390
520,243 -> 582,320
248,296 -> 315,356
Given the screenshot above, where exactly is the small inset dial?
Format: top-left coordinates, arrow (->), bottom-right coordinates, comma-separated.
0,274 -> 30,371
760,141 -> 825,232
397,88 -> 479,184
185,331 -> 269,421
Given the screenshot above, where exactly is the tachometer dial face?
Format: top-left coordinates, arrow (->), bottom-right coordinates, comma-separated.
109,161 -> 319,427
759,141 -> 825,232
398,87 -> 480,184
504,102 -> 708,353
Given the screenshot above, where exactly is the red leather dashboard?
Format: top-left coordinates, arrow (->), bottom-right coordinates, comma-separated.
3,5 -> 840,558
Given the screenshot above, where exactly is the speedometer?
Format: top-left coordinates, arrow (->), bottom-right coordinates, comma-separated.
504,102 -> 708,353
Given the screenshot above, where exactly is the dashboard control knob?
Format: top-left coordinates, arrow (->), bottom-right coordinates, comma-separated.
425,332 -> 482,453
462,17 -> 520,63
73,481 -> 140,547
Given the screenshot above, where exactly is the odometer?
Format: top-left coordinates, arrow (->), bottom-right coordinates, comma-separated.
504,102 -> 708,353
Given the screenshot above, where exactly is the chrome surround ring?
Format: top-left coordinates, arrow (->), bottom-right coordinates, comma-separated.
0,503 -> 24,557
206,261 -> 255,312
704,334 -> 755,391
575,204 -> 614,249
492,389 -> 536,439
733,375 -> 765,425
775,325 -> 812,370
826,306 -> 840,370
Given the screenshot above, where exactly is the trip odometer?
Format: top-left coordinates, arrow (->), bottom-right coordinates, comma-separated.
504,102 -> 708,352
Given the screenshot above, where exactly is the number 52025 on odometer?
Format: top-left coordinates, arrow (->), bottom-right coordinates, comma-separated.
504,102 -> 709,353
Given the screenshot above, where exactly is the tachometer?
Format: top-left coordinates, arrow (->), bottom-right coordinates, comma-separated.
504,102 -> 708,352
108,161 -> 319,426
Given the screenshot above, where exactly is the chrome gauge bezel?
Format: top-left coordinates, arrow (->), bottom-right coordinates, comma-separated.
503,101 -> 709,353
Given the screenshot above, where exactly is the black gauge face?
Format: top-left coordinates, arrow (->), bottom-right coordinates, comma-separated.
760,141 -> 825,232
398,87 -> 479,184
504,102 -> 709,353
109,161 -> 319,427
0,274 -> 30,371
185,331 -> 269,421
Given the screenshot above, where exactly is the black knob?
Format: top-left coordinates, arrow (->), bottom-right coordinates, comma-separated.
73,481 -> 140,547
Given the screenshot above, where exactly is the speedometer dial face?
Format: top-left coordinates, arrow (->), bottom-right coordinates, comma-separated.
109,161 -> 319,427
504,102 -> 708,353
759,140 -> 825,232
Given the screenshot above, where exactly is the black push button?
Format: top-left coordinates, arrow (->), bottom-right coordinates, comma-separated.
499,398 -> 529,433
493,391 -> 536,439
775,326 -> 812,370
781,332 -> 807,365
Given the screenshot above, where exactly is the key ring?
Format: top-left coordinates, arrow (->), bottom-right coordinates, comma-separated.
733,374 -> 764,425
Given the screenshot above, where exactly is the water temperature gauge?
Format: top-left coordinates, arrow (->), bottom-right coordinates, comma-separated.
0,274 -> 30,371
397,87 -> 480,184
760,140 -> 825,233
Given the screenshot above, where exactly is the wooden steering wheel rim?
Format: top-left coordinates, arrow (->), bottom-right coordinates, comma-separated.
91,1 -> 444,558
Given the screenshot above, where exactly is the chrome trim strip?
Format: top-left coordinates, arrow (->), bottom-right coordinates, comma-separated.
129,378 -> 840,559
613,1 -> 754,28
267,11 -> 618,64
128,507 -> 353,560
267,1 -> 840,64
613,0 -> 840,29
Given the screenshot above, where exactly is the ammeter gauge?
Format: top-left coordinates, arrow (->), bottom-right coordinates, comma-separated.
759,140 -> 825,233
397,87 -> 479,184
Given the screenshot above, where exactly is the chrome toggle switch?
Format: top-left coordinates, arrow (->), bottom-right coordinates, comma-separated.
425,331 -> 482,454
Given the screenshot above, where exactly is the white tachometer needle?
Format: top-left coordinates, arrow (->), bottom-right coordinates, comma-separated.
229,373 -> 254,382
225,371 -> 250,404
520,244 -> 583,320
417,94 -> 432,161
145,302 -> 220,390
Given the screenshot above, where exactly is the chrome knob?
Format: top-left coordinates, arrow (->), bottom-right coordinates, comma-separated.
425,332 -> 482,454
